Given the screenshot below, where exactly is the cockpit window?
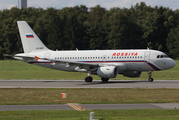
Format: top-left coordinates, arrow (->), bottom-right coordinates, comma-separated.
164,55 -> 169,58
157,54 -> 169,58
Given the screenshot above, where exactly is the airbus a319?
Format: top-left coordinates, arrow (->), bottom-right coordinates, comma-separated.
5,21 -> 176,82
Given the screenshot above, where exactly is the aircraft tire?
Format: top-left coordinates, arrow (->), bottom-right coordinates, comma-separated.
101,78 -> 109,82
148,78 -> 153,82
85,76 -> 93,82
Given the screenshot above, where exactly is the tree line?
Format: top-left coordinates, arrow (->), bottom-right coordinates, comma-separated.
1,2 -> 179,59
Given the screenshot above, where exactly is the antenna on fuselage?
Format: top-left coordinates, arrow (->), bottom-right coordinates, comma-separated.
76,48 -> 78,51
147,47 -> 149,50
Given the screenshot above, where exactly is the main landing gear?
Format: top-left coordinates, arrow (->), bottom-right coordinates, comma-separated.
148,71 -> 153,82
85,76 -> 93,82
85,72 -> 93,82
85,77 -> 109,83
85,72 -> 109,83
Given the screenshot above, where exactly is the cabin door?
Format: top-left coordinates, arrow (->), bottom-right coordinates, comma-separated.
144,52 -> 150,62
45,53 -> 51,59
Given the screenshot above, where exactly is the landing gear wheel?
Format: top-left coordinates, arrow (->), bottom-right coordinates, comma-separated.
148,71 -> 154,82
101,78 -> 109,83
148,78 -> 153,82
85,76 -> 93,82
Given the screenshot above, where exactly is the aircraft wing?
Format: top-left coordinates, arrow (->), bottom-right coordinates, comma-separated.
42,58 -> 104,71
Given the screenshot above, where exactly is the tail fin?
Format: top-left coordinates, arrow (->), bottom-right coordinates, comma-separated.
17,21 -> 50,53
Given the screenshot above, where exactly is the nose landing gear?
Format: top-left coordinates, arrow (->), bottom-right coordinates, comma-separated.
148,71 -> 153,82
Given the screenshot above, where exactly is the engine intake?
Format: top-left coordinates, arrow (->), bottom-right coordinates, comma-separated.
97,66 -> 118,78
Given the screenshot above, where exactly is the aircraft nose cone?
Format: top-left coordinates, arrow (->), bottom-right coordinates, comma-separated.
171,59 -> 176,68
166,59 -> 176,69
162,59 -> 176,70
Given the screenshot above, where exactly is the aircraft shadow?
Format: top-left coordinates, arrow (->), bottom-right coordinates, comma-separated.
80,80 -> 148,85
43,80 -> 148,83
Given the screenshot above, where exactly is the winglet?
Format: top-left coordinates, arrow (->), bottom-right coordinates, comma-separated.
35,56 -> 40,61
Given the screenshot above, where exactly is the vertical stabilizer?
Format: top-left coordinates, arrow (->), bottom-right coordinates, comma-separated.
17,21 -> 50,53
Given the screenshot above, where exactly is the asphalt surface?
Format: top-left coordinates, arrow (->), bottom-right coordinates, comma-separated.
0,103 -> 178,111
0,80 -> 179,88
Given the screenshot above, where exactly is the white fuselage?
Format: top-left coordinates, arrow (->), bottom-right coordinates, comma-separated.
15,49 -> 176,73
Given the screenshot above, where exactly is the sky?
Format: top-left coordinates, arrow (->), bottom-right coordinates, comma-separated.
0,0 -> 179,10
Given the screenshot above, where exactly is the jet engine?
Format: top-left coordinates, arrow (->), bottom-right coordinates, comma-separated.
97,66 -> 118,78
122,71 -> 142,77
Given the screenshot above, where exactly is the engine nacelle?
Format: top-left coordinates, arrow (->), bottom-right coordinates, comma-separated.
97,66 -> 118,78
122,71 -> 142,77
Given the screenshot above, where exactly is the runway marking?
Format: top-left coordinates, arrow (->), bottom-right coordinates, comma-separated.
68,103 -> 86,111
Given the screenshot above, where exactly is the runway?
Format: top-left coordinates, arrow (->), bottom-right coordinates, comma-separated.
0,103 -> 178,111
0,80 -> 179,88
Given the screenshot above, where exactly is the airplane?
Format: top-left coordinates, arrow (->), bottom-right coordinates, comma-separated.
5,21 -> 176,83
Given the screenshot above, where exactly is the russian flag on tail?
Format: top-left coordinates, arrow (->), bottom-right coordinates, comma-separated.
26,33 -> 34,38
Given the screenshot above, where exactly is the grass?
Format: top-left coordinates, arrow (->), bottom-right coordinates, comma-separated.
0,88 -> 178,105
0,60 -> 179,80
0,109 -> 179,120
0,60 -> 179,119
